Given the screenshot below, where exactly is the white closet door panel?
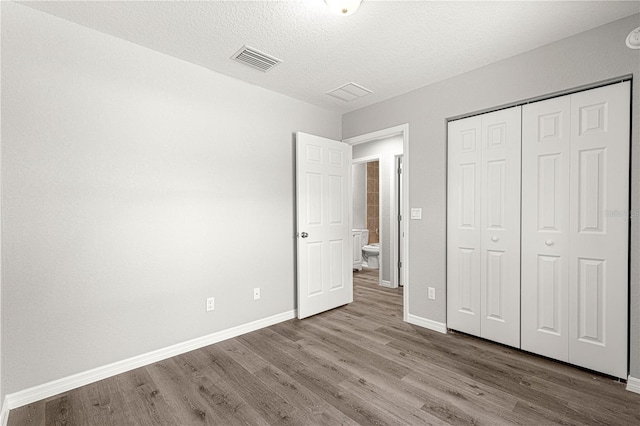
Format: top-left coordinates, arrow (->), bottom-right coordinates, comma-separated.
568,82 -> 629,378
521,96 -> 570,361
447,116 -> 482,337
480,106 -> 521,348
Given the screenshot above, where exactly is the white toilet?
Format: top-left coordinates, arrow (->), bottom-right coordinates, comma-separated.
359,229 -> 380,269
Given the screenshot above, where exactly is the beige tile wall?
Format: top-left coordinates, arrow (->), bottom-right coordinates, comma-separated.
366,161 -> 379,244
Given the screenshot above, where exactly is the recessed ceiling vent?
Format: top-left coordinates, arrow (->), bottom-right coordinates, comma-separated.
326,82 -> 372,102
231,45 -> 282,72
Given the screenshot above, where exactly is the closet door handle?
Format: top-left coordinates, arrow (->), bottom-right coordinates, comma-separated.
491,236 -> 499,242
545,240 -> 554,246
300,232 -> 308,238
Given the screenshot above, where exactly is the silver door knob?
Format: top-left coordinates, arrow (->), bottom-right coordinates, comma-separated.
491,236 -> 499,242
300,232 -> 308,238
545,240 -> 554,246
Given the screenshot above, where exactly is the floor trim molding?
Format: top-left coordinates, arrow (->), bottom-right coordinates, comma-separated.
406,313 -> 447,334
5,309 -> 296,411
1,396 -> 9,426
380,280 -> 392,288
627,375 -> 640,394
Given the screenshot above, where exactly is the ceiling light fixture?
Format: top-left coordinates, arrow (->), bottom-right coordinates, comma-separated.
626,26 -> 640,49
325,0 -> 362,16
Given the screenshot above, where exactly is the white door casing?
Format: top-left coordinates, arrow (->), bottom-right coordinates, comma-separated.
568,82 -> 629,379
296,132 -> 353,319
521,95 -> 571,361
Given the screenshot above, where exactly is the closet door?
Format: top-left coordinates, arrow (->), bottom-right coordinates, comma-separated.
447,107 -> 521,347
447,116 -> 482,337
521,96 -> 571,361
479,107 -> 521,348
568,82 -> 629,379
522,82 -> 629,378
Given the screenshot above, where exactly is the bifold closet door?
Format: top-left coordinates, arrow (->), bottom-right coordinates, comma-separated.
447,107 -> 521,348
521,96 -> 571,362
447,115 -> 482,337
522,82 -> 630,378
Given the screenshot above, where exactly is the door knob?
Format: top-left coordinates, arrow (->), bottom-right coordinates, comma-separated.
300,232 -> 308,238
491,236 -> 499,242
545,240 -> 554,246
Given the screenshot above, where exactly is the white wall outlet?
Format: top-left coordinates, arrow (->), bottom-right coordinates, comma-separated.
206,297 -> 215,312
410,208 -> 422,220
428,287 -> 436,300
253,288 -> 261,300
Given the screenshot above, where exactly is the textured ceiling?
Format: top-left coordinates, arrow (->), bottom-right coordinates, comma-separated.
20,1 -> 640,113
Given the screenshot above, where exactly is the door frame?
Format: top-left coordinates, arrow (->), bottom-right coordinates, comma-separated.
343,124 -> 409,321
395,154 -> 404,288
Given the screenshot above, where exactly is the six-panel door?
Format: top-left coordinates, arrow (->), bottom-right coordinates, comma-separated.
296,132 -> 353,319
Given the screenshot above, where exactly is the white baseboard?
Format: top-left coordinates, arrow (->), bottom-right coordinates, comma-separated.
406,313 -> 447,334
1,396 -> 9,426
627,375 -> 640,394
380,280 -> 392,288
6,309 -> 296,411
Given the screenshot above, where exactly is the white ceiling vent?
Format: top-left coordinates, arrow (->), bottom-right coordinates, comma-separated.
326,82 -> 372,102
231,45 -> 282,72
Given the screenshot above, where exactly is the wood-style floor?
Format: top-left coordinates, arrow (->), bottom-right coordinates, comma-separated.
9,268 -> 640,425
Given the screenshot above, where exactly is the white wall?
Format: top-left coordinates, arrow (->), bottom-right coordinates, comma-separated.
353,136 -> 403,284
0,0 -> 3,410
1,2 -> 341,394
343,14 -> 640,376
352,163 -> 366,229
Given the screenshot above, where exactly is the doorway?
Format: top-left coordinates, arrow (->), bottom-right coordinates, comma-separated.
344,124 -> 409,319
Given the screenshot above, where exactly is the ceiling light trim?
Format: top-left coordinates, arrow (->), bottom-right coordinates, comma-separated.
231,45 -> 282,72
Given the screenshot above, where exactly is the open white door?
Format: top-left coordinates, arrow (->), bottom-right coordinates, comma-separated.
296,132 -> 353,319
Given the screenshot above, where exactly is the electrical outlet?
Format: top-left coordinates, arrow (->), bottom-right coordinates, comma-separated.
428,287 -> 436,300
253,288 -> 261,300
206,297 -> 215,312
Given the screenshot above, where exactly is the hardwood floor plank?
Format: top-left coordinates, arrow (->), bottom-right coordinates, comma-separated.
199,345 -> 298,425
338,376 -> 447,426
44,394 -> 87,426
215,339 -> 271,374
5,403 -> 45,425
177,350 -> 270,426
145,358 -> 225,425
252,365 -> 358,426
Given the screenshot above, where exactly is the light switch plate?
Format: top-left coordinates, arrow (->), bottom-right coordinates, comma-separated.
411,208 -> 422,220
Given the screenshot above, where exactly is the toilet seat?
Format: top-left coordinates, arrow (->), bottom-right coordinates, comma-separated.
363,244 -> 379,253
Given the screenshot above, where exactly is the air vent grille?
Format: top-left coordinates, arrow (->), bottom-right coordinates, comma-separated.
231,45 -> 282,72
326,82 -> 372,102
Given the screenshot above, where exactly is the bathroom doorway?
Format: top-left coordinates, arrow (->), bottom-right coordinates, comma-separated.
344,124 -> 409,320
350,134 -> 403,289
352,157 -> 382,285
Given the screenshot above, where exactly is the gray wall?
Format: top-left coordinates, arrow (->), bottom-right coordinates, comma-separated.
1,2 -> 341,394
352,163 -> 367,229
353,136 -> 403,284
343,14 -> 640,377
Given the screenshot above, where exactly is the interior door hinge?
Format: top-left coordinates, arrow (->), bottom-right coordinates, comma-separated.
399,261 -> 402,268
